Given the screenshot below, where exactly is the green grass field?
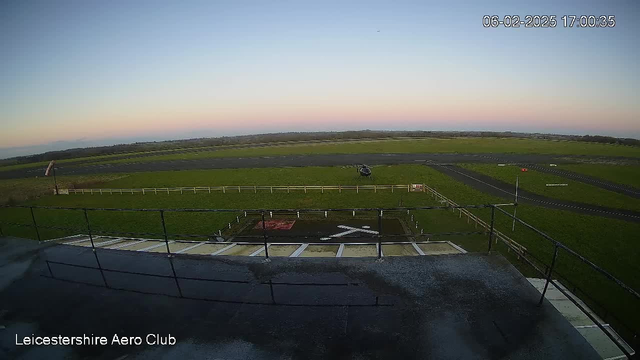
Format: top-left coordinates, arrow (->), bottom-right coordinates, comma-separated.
561,164 -> 640,189
12,137 -> 637,170
459,163 -> 640,212
1,164 -> 638,338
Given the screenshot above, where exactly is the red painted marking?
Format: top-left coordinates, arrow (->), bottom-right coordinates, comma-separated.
254,220 -> 296,230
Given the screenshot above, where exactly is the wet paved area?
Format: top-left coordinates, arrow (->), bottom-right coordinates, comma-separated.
0,237 -> 600,359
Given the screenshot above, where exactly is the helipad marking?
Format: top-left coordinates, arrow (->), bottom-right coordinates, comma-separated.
111,240 -> 147,249
93,238 -> 124,247
249,244 -> 271,256
447,241 -> 467,254
175,242 -> 206,254
63,236 -> 94,245
211,243 -> 236,255
411,242 -> 426,256
138,241 -> 173,252
336,244 -> 345,257
290,244 -> 309,257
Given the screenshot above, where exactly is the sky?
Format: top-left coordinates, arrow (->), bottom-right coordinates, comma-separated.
1,0 -> 639,157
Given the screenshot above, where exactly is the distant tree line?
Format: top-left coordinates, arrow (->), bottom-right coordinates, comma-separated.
2,130 -> 639,167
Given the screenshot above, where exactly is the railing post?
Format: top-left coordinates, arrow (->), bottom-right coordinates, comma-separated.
160,210 -> 171,256
261,211 -> 270,260
83,209 -> 95,250
488,206 -> 495,252
30,207 -> 41,242
377,209 -> 383,259
539,245 -> 559,305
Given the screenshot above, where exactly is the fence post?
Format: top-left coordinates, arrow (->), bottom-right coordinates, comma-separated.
488,206 -> 495,252
539,245 -> 559,305
160,210 -> 171,256
82,209 -> 96,250
261,212 -> 270,260
83,208 -> 108,286
377,209 -> 383,259
29,207 -> 41,242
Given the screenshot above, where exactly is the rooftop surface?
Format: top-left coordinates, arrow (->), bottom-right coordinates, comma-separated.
0,237 -> 600,359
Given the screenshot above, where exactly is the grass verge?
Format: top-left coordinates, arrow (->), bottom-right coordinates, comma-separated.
459,163 -> 640,212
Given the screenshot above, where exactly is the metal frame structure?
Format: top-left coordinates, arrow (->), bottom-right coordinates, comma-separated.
0,202 -> 637,357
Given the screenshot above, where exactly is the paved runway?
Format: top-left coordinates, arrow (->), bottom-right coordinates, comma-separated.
2,152 -> 636,180
429,165 -> 640,223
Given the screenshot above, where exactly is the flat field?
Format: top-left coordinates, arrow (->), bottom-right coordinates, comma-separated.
4,137 -> 640,173
82,137 -> 640,166
1,164 -> 638,338
459,164 -> 640,211
561,164 -> 640,189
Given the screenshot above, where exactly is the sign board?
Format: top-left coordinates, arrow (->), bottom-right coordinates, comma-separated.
411,184 -> 423,192
54,189 -> 69,195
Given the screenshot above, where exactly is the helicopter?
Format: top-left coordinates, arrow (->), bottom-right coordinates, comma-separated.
357,164 -> 372,177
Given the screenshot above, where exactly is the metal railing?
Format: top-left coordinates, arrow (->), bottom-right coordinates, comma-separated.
422,184 -> 527,256
1,201 -> 637,357
491,206 -> 638,359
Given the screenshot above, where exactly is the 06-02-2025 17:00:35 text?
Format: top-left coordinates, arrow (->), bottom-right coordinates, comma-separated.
483,15 -> 616,28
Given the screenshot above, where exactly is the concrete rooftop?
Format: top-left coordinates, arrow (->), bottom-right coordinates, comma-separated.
0,237 -> 600,359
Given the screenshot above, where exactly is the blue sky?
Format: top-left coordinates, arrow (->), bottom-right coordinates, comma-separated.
1,0 -> 639,157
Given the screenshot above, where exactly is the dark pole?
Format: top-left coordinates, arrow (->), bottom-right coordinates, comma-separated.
377,209 -> 383,259
45,260 -> 54,277
539,244 -> 559,305
83,209 -> 96,250
488,206 -> 495,252
261,211 -> 269,259
160,210 -> 171,256
29,207 -> 41,242
53,167 -> 59,195
168,256 -> 183,297
83,208 -> 108,287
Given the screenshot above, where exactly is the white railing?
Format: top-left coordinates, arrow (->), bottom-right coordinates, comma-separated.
63,184 -> 425,195
422,184 -> 527,256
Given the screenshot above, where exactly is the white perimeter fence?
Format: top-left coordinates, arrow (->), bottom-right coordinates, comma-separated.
422,184 -> 527,256
61,184 -> 425,195
61,182 -> 526,256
